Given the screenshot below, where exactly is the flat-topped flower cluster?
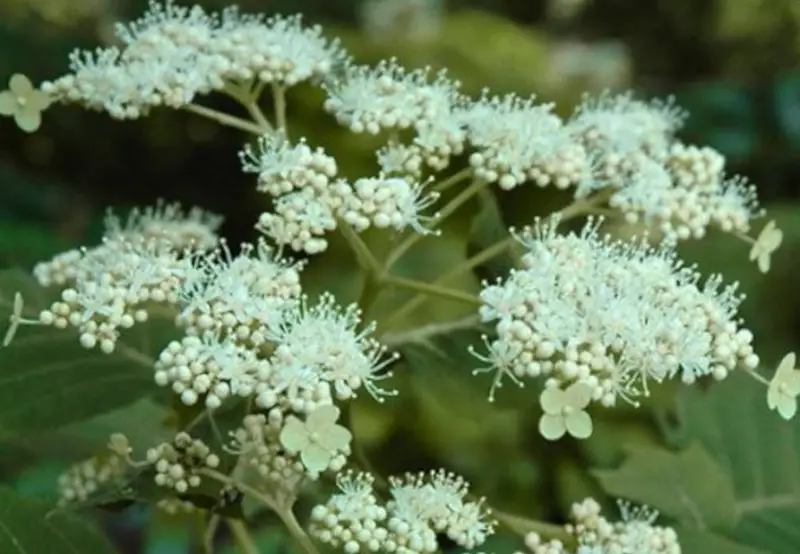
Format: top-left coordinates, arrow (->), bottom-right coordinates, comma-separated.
2,2 -> 798,553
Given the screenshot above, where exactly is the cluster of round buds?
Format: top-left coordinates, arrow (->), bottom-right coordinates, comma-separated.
240,135 -> 338,197
177,238 -> 303,341
310,469 -> 495,554
461,92 -> 572,191
523,498 -> 681,554
42,2 -> 346,118
56,454 -> 127,507
146,432 -> 220,494
607,143 -> 762,241
154,331 -> 273,408
31,235 -> 199,353
310,471 -> 389,553
227,412 -> 306,494
473,218 -> 758,424
156,497 -> 197,514
103,200 -> 223,251
341,175 -> 440,235
323,59 -> 463,135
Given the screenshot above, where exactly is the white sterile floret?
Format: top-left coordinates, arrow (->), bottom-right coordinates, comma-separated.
279,404 -> 353,477
767,352 -> 800,420
154,330 -> 272,408
323,58 -> 462,135
341,175 -> 440,235
103,200 -> 223,250
538,382 -> 593,441
523,498 -> 681,554
461,92 -> 577,191
472,217 -> 759,416
146,432 -> 220,494
240,134 -> 338,196
262,293 -> 398,412
178,238 -> 302,341
227,413 -> 306,494
749,219 -> 782,274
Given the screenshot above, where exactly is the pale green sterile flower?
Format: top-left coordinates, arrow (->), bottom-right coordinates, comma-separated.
767,352 -> 800,420
538,382 -> 594,440
749,219 -> 782,273
279,404 -> 352,475
0,73 -> 51,132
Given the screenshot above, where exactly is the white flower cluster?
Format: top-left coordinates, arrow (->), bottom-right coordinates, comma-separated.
41,0 -> 347,118
240,134 -> 439,254
145,432 -> 220,494
310,469 -> 496,554
523,498 -> 680,554
473,218 -> 758,438
56,453 -> 127,507
323,61 -> 764,241
22,202 -> 220,353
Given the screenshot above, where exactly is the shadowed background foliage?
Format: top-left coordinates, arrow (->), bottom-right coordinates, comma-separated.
1,0 -> 800,553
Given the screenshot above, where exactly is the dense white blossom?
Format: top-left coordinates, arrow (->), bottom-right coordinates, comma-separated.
310,469 -> 495,554
473,217 -> 758,422
41,0 -> 346,118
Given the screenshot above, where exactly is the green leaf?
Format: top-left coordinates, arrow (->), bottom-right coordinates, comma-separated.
677,527 -> 768,554
0,268 -> 179,438
593,442 -> 738,530
673,373 -> 800,553
0,486 -> 118,554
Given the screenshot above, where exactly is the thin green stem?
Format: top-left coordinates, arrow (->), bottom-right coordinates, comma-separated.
384,177 -> 488,271
199,469 -> 321,554
338,222 -> 383,275
384,235 -> 515,327
227,519 -> 260,554
493,509 -> 572,544
184,104 -> 264,135
380,314 -> 482,347
433,167 -> 473,193
383,275 -> 482,307
272,83 -> 288,136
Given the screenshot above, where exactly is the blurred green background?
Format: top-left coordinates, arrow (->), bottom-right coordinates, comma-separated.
2,0 -> 800,553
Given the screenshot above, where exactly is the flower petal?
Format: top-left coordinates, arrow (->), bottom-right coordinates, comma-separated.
565,410 -> 593,439
301,442 -> 332,475
777,396 -> 798,421
565,382 -> 593,409
27,89 -> 51,111
0,91 -> 16,116
767,384 -> 780,410
757,253 -> 771,274
317,422 -> 353,452
776,352 -> 796,379
9,74 -> 33,96
540,387 -> 565,414
15,109 -> 41,133
279,416 -> 310,453
538,413 -> 566,441
307,404 -> 340,431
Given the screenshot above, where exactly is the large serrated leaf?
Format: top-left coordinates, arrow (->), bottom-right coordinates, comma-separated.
0,268 -> 179,438
593,442 -> 738,530
672,373 -> 800,553
0,486 -> 118,554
